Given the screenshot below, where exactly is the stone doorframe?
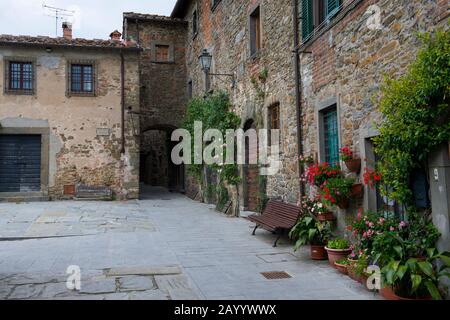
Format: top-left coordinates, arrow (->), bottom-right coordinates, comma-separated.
0,122 -> 50,198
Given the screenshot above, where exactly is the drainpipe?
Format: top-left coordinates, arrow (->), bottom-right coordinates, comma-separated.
292,0 -> 305,197
120,51 -> 126,154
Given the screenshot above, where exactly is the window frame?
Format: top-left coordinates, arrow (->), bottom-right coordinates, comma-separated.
3,57 -> 36,95
249,5 -> 262,58
317,99 -> 341,165
155,44 -> 171,63
269,103 -> 280,131
322,106 -> 339,164
301,0 -> 342,43
150,41 -> 175,64
192,8 -> 199,39
66,60 -> 97,97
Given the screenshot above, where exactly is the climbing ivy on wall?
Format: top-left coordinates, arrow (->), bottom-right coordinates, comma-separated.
374,29 -> 450,206
182,91 -> 242,186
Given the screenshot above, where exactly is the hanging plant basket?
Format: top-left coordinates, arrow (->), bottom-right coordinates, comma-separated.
351,183 -> 364,198
317,212 -> 335,222
345,158 -> 361,173
337,198 -> 349,209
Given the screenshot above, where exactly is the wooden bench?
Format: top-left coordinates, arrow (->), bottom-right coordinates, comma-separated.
248,200 -> 302,247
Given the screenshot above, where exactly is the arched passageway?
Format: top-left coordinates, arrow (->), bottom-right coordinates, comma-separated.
140,125 -> 185,197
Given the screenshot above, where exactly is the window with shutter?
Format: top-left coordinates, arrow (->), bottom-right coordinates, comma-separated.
250,6 -> 261,57
321,106 -> 339,165
301,0 -> 314,41
325,0 -> 341,20
155,45 -> 170,62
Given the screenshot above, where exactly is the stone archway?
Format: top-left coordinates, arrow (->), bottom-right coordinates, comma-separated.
243,119 -> 259,212
140,125 -> 185,195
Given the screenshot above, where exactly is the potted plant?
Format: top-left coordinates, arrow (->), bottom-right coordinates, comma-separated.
335,258 -> 349,275
305,162 -> 341,188
289,216 -> 332,260
320,176 -> 354,209
310,200 -> 334,222
379,248 -> 450,300
340,146 -> 361,173
299,196 -> 334,221
325,238 -> 352,267
351,183 -> 364,198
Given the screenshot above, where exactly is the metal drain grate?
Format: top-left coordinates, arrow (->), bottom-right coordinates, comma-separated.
261,271 -> 292,280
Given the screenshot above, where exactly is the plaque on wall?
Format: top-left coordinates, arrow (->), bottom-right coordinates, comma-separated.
96,128 -> 111,136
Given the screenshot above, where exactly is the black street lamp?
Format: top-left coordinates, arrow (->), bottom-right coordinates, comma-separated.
198,49 -> 235,89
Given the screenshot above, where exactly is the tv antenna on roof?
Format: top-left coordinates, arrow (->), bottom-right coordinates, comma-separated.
43,3 -> 75,37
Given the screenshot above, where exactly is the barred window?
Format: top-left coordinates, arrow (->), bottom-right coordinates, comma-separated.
9,61 -> 34,92
70,64 -> 93,93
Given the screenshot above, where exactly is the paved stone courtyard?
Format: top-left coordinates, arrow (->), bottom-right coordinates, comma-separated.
0,187 -> 379,300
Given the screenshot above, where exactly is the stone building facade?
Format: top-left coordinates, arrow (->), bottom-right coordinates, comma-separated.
170,0 -> 302,211
123,13 -> 188,191
297,0 -> 449,241
0,27 -> 141,201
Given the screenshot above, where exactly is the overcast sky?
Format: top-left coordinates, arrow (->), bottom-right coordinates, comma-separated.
0,0 -> 177,39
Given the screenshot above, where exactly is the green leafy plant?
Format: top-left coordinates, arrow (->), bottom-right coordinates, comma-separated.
381,248 -> 450,300
336,258 -> 350,266
327,238 -> 350,250
289,216 -> 332,251
374,29 -> 450,205
182,91 -> 241,187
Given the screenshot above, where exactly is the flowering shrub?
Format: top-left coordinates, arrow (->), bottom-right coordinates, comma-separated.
340,146 -> 354,162
346,210 -> 399,259
363,167 -> 382,189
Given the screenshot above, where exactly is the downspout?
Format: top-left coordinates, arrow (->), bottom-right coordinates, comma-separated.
292,0 -> 305,197
120,50 -> 125,154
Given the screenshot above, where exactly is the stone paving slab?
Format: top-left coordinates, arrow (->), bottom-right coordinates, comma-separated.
0,187 -> 380,300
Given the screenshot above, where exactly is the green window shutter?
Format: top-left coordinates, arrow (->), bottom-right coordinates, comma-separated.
301,0 -> 313,41
323,108 -> 339,165
326,0 -> 341,20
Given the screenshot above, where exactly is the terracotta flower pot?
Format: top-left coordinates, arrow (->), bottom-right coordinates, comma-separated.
380,287 -> 432,301
325,247 -> 352,268
337,198 -> 349,209
347,266 -> 362,283
334,262 -> 348,275
345,158 -> 361,173
351,183 -> 363,198
310,245 -> 328,260
317,212 -> 335,222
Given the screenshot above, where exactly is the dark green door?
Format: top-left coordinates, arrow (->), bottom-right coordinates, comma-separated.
0,135 -> 41,192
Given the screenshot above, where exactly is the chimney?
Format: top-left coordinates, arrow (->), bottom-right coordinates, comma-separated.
62,22 -> 72,40
110,30 -> 122,41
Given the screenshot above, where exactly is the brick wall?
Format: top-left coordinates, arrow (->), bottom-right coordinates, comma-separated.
300,0 -> 449,228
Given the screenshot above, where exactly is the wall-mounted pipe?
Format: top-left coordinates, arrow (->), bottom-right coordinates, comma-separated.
120,51 -> 125,154
292,0 -> 305,197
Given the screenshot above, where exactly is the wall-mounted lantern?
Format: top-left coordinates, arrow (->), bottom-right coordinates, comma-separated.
199,49 -> 235,90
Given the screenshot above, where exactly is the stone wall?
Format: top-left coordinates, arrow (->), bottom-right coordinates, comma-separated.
124,16 -> 188,189
178,0 -> 301,210
125,17 -> 188,131
299,0 -> 449,227
0,47 -> 140,199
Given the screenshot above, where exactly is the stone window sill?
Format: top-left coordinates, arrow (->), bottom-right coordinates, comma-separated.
4,89 -> 35,96
151,61 -> 175,65
67,91 -> 96,98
